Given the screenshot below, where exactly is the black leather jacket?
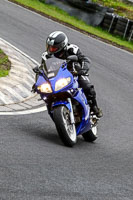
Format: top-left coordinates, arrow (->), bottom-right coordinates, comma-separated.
41,43 -> 91,76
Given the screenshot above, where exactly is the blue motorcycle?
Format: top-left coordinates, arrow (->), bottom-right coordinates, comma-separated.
33,56 -> 99,147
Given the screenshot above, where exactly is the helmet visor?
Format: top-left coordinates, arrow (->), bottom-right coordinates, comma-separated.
48,46 -> 59,53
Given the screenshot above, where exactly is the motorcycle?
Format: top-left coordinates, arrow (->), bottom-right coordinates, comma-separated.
32,56 -> 99,147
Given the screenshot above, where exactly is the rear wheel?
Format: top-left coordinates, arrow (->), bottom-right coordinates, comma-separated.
53,106 -> 77,147
82,118 -> 98,142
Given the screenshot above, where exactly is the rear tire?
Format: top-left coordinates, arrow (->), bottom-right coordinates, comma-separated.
53,106 -> 77,147
82,122 -> 98,142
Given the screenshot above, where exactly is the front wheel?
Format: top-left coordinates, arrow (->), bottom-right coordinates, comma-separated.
53,106 -> 77,147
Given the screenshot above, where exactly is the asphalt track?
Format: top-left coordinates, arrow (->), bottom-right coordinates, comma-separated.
0,0 -> 133,199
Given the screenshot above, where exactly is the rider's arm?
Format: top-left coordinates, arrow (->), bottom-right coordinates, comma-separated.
67,44 -> 91,75
76,49 -> 91,75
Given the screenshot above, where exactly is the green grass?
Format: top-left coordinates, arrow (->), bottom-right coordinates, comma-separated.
0,49 -> 10,77
92,0 -> 133,19
0,70 -> 9,77
9,0 -> 133,52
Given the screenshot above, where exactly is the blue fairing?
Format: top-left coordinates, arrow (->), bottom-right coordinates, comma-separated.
35,66 -> 73,92
35,58 -> 91,135
36,73 -> 47,86
73,88 -> 91,135
52,101 -> 71,112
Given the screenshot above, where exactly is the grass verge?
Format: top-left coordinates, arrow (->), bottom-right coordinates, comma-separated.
92,0 -> 133,20
9,0 -> 133,53
0,49 -> 11,78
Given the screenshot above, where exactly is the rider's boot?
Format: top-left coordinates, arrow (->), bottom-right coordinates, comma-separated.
89,98 -> 103,118
92,105 -> 103,118
84,86 -> 103,118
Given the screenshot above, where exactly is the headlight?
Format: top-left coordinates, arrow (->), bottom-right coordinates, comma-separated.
55,77 -> 71,91
37,83 -> 52,93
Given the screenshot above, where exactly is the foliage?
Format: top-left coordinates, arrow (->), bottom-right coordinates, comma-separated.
92,0 -> 133,19
0,49 -> 10,77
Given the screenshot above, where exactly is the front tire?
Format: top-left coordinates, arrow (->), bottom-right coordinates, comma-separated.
53,106 -> 77,147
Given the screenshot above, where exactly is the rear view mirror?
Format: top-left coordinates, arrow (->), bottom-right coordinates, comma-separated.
33,66 -> 42,74
33,66 -> 40,73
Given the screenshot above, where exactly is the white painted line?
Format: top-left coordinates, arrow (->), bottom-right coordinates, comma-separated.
0,106 -> 47,115
6,0 -> 133,56
16,84 -> 33,96
11,63 -> 30,72
0,85 -> 24,101
3,75 -> 34,89
0,37 -> 37,106
0,91 -> 13,104
10,70 -> 34,83
0,37 -> 39,65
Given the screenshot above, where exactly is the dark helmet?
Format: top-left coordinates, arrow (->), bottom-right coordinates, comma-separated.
46,31 -> 68,54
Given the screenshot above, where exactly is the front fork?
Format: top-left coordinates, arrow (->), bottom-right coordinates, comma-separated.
67,98 -> 77,134
67,98 -> 75,124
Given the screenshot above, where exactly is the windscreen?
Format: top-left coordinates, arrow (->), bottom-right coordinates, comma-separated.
43,58 -> 65,74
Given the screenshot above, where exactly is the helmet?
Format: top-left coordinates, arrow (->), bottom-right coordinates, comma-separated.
46,31 -> 68,54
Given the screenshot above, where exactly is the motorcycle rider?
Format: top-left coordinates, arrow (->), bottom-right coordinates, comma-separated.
40,31 -> 103,118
